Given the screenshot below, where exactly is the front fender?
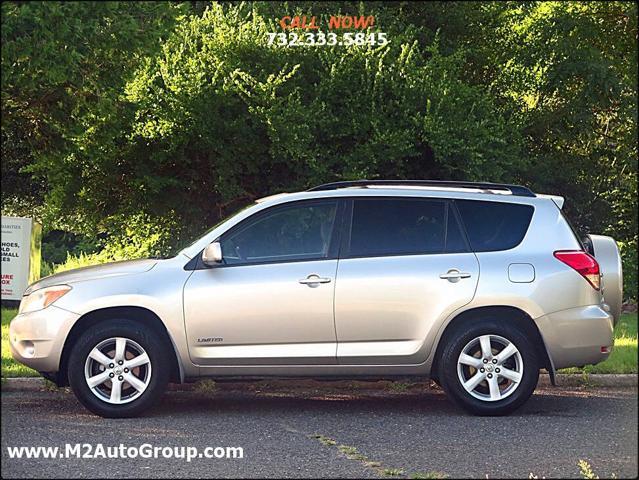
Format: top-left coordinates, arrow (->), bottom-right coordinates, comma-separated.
53,261 -> 197,378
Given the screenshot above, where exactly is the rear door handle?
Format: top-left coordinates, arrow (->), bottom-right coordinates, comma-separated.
439,269 -> 471,282
299,274 -> 332,286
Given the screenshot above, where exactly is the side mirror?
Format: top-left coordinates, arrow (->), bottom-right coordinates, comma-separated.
202,242 -> 223,266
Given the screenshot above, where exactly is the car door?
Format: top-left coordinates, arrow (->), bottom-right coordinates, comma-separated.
183,199 -> 342,366
334,197 -> 479,364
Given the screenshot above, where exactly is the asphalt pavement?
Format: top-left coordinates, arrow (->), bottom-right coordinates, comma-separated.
1,381 -> 637,478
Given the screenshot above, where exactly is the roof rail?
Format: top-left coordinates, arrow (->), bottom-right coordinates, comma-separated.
308,180 -> 536,197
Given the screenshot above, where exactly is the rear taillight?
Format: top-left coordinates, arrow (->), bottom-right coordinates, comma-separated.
553,250 -> 601,290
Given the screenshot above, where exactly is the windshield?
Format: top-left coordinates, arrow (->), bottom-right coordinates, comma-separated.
175,203 -> 255,257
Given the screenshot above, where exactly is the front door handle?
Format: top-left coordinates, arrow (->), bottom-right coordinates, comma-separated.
299,274 -> 332,287
439,269 -> 471,283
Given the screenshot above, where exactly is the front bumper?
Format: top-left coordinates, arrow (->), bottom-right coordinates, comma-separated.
9,305 -> 80,373
534,305 -> 614,370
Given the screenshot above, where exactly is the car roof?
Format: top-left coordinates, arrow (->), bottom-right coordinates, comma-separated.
255,180 -> 565,207
308,180 -> 536,196
256,185 -> 556,207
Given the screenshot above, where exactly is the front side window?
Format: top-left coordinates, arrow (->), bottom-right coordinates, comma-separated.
348,198 -> 451,257
220,201 -> 338,265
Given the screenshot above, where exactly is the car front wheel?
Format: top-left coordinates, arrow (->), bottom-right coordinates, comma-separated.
68,320 -> 169,418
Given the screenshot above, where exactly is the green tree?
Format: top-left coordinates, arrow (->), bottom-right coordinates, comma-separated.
1,1 -> 636,295
1,1 -> 184,223
64,2 -> 524,246
490,1 -> 638,295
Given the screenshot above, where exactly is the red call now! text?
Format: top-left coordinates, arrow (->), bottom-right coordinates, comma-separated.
279,16 -> 375,30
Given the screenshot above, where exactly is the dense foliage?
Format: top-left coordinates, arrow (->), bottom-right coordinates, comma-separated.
2,1 -> 637,297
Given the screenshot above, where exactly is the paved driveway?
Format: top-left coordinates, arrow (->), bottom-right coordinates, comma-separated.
1,382 -> 637,478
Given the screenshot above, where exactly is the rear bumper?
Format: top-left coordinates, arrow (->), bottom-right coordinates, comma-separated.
534,305 -> 614,370
9,305 -> 79,374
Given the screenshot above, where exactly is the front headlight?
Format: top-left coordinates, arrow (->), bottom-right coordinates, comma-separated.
19,285 -> 72,314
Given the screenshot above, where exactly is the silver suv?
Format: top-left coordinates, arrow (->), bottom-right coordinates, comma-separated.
10,180 -> 622,417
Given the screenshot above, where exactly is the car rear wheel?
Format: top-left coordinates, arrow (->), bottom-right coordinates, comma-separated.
68,320 -> 169,418
438,320 -> 539,415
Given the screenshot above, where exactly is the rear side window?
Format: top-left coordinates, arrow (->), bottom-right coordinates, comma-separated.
348,199 -> 467,257
455,200 -> 534,252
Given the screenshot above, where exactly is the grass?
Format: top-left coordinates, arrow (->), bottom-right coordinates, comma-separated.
312,434 -> 444,478
386,381 -> 412,392
194,378 -> 217,395
1,307 -> 636,379
1,308 -> 39,378
312,434 -> 337,447
577,460 -> 599,479
312,435 -> 398,474
381,468 -> 405,477
409,473 -> 448,479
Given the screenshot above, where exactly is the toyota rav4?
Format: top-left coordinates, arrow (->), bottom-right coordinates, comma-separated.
10,180 -> 623,417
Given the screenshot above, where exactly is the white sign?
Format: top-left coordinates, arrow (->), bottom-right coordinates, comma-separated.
1,216 -> 42,301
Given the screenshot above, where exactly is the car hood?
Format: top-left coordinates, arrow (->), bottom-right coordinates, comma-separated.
25,258 -> 159,294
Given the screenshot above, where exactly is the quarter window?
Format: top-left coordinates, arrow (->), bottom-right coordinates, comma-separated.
220,201 -> 338,265
455,200 -> 534,252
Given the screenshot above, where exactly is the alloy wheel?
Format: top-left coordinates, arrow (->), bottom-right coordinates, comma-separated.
84,337 -> 152,404
456,334 -> 523,402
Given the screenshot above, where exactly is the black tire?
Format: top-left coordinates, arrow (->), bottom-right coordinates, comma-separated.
67,319 -> 170,418
438,319 -> 539,416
